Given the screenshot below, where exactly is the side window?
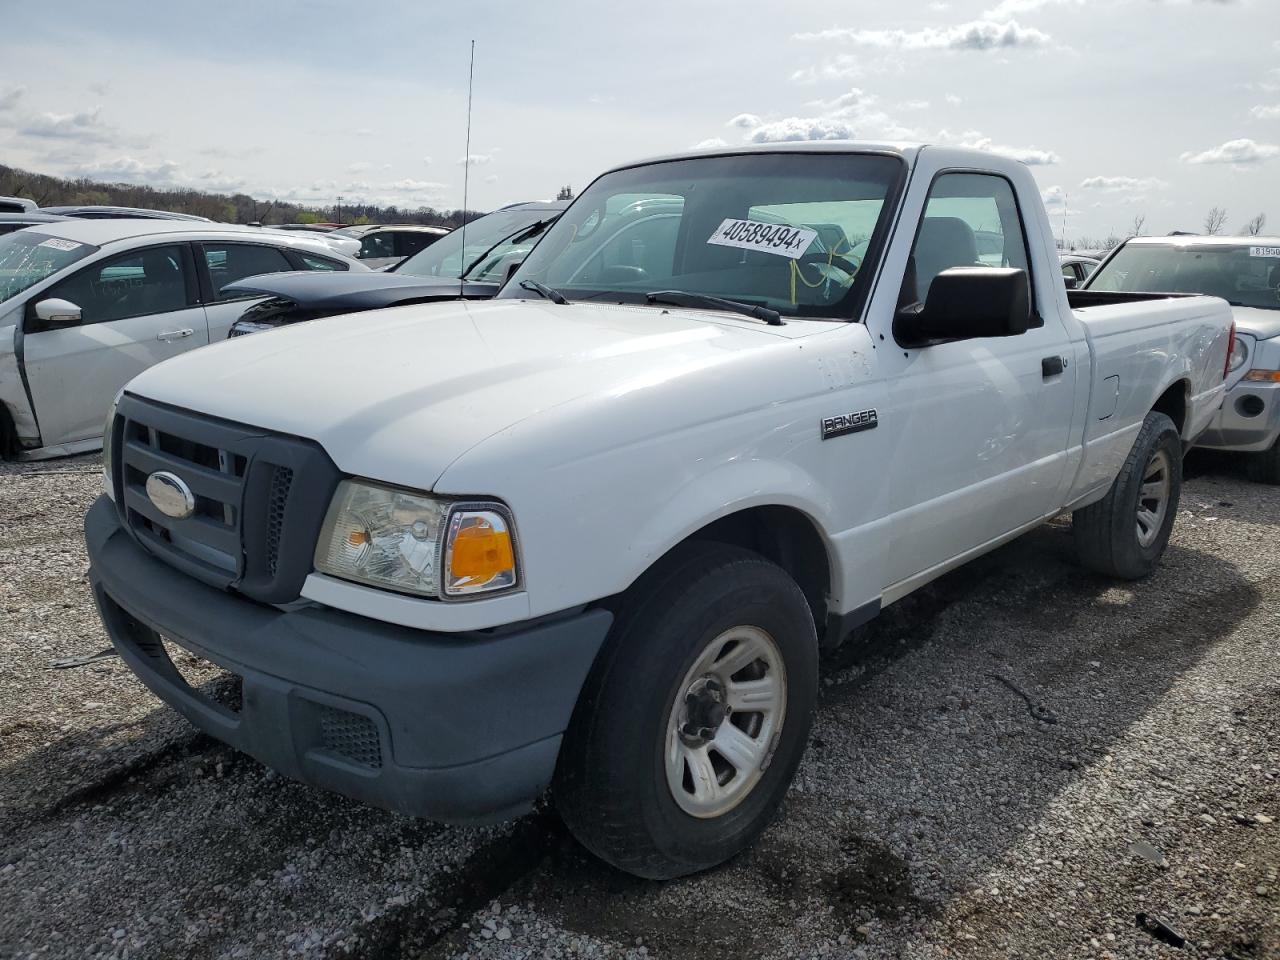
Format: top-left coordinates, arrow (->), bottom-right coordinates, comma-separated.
395,232 -> 438,259
203,243 -> 294,300
358,233 -> 396,260
298,253 -> 347,272
43,245 -> 189,325
903,172 -> 1032,308
1061,262 -> 1077,280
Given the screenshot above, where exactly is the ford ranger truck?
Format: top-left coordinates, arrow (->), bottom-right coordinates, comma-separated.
86,143 -> 1233,879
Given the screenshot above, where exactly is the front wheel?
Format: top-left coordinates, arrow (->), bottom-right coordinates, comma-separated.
553,542 -> 818,879
1073,410 -> 1183,579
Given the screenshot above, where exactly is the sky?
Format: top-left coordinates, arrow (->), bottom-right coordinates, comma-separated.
2,0 -> 1278,240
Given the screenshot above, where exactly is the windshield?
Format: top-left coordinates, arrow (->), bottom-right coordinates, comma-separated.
0,231 -> 98,304
394,208 -> 557,282
499,153 -> 904,319
1087,242 -> 1280,310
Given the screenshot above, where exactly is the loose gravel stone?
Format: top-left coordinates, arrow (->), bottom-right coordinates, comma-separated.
1,450 -> 1277,959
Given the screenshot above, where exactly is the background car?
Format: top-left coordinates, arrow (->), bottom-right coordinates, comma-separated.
0,211 -> 72,235
1059,253 -> 1101,288
0,220 -> 365,458
40,205 -> 213,222
328,223 -> 451,269
224,200 -> 567,337
0,196 -> 38,214
1084,234 -> 1280,482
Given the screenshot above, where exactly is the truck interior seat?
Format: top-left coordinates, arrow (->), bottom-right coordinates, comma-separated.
911,216 -> 980,301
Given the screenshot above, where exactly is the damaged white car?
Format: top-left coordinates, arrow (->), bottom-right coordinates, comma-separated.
0,219 -> 363,459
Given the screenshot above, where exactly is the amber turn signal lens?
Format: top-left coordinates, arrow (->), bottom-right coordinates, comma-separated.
1243,369 -> 1280,382
449,517 -> 515,583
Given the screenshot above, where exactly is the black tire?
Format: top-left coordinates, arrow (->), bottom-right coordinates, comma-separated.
1073,411 -> 1182,579
553,541 -> 819,879
1245,437 -> 1280,485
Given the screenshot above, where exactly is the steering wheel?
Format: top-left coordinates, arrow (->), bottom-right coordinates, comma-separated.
798,250 -> 861,276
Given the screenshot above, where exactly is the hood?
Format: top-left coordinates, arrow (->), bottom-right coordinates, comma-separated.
126,298 -> 818,488
223,270 -> 497,310
1231,305 -> 1280,341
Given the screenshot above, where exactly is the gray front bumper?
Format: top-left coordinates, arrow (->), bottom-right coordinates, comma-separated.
1196,380 -> 1280,453
85,495 -> 612,824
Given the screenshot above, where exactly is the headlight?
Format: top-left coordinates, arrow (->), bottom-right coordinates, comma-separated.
102,390 -> 123,501
1228,336 -> 1249,373
313,480 -> 519,599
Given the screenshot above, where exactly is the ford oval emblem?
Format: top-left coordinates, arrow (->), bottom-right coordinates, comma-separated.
145,471 -> 196,520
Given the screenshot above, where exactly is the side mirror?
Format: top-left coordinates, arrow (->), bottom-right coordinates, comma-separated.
33,298 -> 83,329
1063,274 -> 1078,290
500,259 -> 524,288
894,267 -> 1030,347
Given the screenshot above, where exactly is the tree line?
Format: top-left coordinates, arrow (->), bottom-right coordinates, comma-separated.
1066,209 -> 1269,254
0,163 -> 487,228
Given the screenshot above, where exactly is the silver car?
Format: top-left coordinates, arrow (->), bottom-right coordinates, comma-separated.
1085,235 -> 1280,482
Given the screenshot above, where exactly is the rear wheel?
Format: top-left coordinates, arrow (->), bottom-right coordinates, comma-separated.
1245,436 -> 1280,485
553,542 -> 818,879
1073,411 -> 1182,579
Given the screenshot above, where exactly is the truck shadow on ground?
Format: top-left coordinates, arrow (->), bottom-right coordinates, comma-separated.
390,510 -> 1263,959
1,466 -> 1265,960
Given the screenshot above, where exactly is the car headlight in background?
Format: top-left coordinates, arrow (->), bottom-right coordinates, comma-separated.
314,480 -> 519,599
102,390 -> 123,501
1228,335 -> 1249,373
1242,369 -> 1280,382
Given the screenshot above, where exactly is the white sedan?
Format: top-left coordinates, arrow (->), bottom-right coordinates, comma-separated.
0,219 -> 365,459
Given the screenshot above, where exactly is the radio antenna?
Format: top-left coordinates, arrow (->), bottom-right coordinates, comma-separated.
458,39 -> 475,297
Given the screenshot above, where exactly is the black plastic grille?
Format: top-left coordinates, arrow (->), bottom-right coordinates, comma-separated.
316,704 -> 382,768
266,466 -> 294,577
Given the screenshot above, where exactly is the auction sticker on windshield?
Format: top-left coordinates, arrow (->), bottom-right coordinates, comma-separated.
1250,246 -> 1280,258
708,219 -> 817,260
38,238 -> 82,252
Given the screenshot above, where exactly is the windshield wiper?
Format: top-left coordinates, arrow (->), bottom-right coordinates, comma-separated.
520,279 -> 570,305
645,290 -> 783,326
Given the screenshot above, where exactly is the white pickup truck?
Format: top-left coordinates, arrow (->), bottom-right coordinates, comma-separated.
86,142 -> 1233,880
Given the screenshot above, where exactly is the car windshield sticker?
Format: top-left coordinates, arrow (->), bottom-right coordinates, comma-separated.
708,219 -> 818,260
1249,246 -> 1280,258
38,238 -> 82,252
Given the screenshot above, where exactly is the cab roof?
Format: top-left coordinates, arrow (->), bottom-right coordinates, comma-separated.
601,140 -> 934,175
1125,234 -> 1280,248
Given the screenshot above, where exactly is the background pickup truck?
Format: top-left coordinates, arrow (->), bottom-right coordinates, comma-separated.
86,142 -> 1232,881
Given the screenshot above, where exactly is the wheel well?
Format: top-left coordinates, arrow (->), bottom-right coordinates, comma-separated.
689,506 -> 832,642
1151,380 -> 1188,437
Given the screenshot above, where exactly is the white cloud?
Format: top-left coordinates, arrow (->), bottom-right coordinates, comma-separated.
18,106 -> 134,146
791,54 -> 867,84
939,129 -> 1060,164
347,161 -> 374,173
483,174 -> 499,184
1250,104 -> 1280,120
1180,138 -> 1280,165
67,156 -> 183,184
0,86 -> 24,112
745,117 -> 855,143
1079,175 -> 1168,193
1040,185 -> 1078,215
456,153 -> 492,165
793,19 -> 1052,52
728,113 -> 762,129
899,99 -> 931,110
422,156 -> 433,165
945,93 -> 963,105
693,137 -> 729,149
984,0 -> 1086,17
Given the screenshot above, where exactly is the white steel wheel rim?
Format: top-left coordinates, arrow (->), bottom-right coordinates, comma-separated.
664,625 -> 788,819
1136,448 -> 1172,549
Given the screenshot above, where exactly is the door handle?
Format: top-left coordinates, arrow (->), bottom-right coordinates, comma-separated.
156,328 -> 194,341
1041,355 -> 1066,378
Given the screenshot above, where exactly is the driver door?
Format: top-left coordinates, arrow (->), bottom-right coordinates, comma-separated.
21,243 -> 207,447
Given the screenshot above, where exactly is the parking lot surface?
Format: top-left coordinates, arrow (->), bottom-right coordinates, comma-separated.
1,452 -> 1277,960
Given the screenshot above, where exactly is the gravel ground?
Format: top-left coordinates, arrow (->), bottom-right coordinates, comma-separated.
1,450 -> 1276,960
